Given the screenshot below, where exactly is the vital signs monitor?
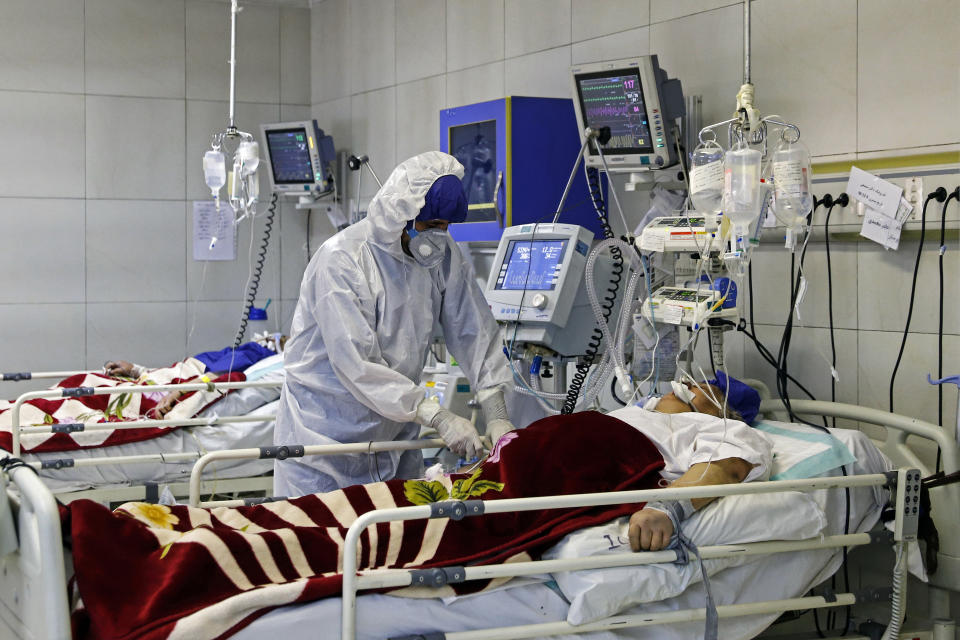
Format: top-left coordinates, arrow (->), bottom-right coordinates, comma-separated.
570,55 -> 684,170
261,120 -> 336,195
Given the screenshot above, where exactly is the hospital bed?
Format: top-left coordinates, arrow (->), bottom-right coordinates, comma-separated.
1,401 -> 957,640
1,362 -> 284,503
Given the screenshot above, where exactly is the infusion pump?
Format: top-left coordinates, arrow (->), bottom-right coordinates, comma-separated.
637,215 -> 720,253
484,224 -> 618,358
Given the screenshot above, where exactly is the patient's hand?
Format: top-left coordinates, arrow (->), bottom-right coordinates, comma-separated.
150,392 -> 182,419
104,360 -> 137,377
628,508 -> 674,552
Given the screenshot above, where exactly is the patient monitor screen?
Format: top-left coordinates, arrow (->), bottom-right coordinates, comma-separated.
575,68 -> 654,155
266,128 -> 315,184
495,239 -> 568,291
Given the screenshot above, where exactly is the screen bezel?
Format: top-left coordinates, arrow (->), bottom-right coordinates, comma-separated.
494,238 -> 569,291
265,126 -> 316,186
574,67 -> 654,156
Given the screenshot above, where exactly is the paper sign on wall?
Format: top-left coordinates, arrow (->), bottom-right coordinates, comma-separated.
193,201 -> 237,261
846,166 -> 902,218
860,208 -> 902,250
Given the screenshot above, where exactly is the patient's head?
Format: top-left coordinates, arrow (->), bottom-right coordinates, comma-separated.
655,381 -> 744,421
654,372 -> 760,424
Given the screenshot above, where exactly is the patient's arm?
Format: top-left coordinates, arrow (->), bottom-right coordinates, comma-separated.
629,457 -> 754,552
103,360 -> 145,378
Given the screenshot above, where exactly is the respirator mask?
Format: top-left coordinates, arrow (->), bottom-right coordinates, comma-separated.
407,228 -> 449,268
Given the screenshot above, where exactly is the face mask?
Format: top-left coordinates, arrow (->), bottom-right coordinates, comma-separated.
407,228 -> 448,268
670,379 -> 698,411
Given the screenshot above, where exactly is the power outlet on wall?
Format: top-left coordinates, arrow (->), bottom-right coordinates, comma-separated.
904,177 -> 923,219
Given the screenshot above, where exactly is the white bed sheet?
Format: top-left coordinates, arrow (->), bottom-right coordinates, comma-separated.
235,428 -> 891,640
26,400 -> 278,492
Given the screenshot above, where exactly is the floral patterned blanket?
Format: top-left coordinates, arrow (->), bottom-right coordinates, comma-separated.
67,412 -> 665,640
0,358 -> 244,453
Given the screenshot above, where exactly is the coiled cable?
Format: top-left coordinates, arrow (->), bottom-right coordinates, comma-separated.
234,192 -> 278,348
561,167 -> 623,414
880,542 -> 907,640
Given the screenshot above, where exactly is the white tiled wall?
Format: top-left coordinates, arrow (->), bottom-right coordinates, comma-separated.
0,0 -> 310,375
308,0 -> 960,438
4,0 -> 958,436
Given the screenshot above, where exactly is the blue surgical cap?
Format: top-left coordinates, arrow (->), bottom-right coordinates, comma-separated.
708,371 -> 761,425
418,174 -> 468,224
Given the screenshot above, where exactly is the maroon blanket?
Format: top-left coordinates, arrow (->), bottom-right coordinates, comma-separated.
68,412 -> 665,640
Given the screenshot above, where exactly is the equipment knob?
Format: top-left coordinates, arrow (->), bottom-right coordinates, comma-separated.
531,293 -> 548,309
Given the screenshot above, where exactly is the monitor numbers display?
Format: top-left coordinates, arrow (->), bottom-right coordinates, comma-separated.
266,128 -> 314,184
576,69 -> 654,154
495,239 -> 568,291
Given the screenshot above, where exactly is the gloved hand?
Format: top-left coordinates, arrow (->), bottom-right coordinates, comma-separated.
431,409 -> 483,461
477,386 -> 516,444
486,419 -> 514,445
416,397 -> 483,460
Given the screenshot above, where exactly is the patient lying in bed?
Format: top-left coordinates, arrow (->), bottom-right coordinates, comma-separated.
609,375 -> 770,552
103,341 -> 280,418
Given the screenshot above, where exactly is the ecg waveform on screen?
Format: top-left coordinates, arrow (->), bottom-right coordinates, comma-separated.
586,105 -> 628,119
606,134 -> 642,148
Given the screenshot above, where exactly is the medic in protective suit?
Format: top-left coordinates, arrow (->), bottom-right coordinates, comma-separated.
273,151 -> 517,496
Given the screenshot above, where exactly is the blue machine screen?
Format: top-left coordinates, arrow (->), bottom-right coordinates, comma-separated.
266,128 -> 315,184
495,239 -> 567,291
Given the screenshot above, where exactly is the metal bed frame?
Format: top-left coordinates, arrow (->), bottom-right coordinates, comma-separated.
2,372 -> 282,504
0,400 -> 957,639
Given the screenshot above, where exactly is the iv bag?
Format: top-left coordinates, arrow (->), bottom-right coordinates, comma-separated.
238,140 -> 260,177
722,141 -> 762,235
770,139 -> 813,229
203,150 -> 226,193
689,141 -> 725,215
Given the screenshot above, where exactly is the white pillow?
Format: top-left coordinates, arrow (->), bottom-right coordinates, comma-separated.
543,490 -> 827,625
754,420 -> 857,480
197,355 -> 283,418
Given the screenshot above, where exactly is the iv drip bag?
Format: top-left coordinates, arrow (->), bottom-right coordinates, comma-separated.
770,139 -> 813,229
203,150 -> 226,196
722,141 -> 762,235
689,141 -> 724,215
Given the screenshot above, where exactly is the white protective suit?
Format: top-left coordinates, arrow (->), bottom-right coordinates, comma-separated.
274,152 -> 512,496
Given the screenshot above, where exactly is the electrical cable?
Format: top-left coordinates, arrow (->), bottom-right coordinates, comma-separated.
233,192 -> 278,348
824,197 -> 836,425
889,189 -> 946,413
768,203 -> 827,430
936,187 -> 959,473
561,166 -> 624,414
824,193 -> 849,427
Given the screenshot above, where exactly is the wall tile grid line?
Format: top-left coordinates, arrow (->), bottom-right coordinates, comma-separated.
0,0 -> 311,374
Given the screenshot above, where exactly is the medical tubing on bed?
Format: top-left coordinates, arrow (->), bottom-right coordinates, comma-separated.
233,192 -> 278,349
880,542 -> 907,640
560,167 -> 624,414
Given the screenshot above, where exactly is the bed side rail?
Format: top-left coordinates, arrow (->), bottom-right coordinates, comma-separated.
8,379 -> 282,457
759,398 -> 960,594
0,467 -> 70,639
